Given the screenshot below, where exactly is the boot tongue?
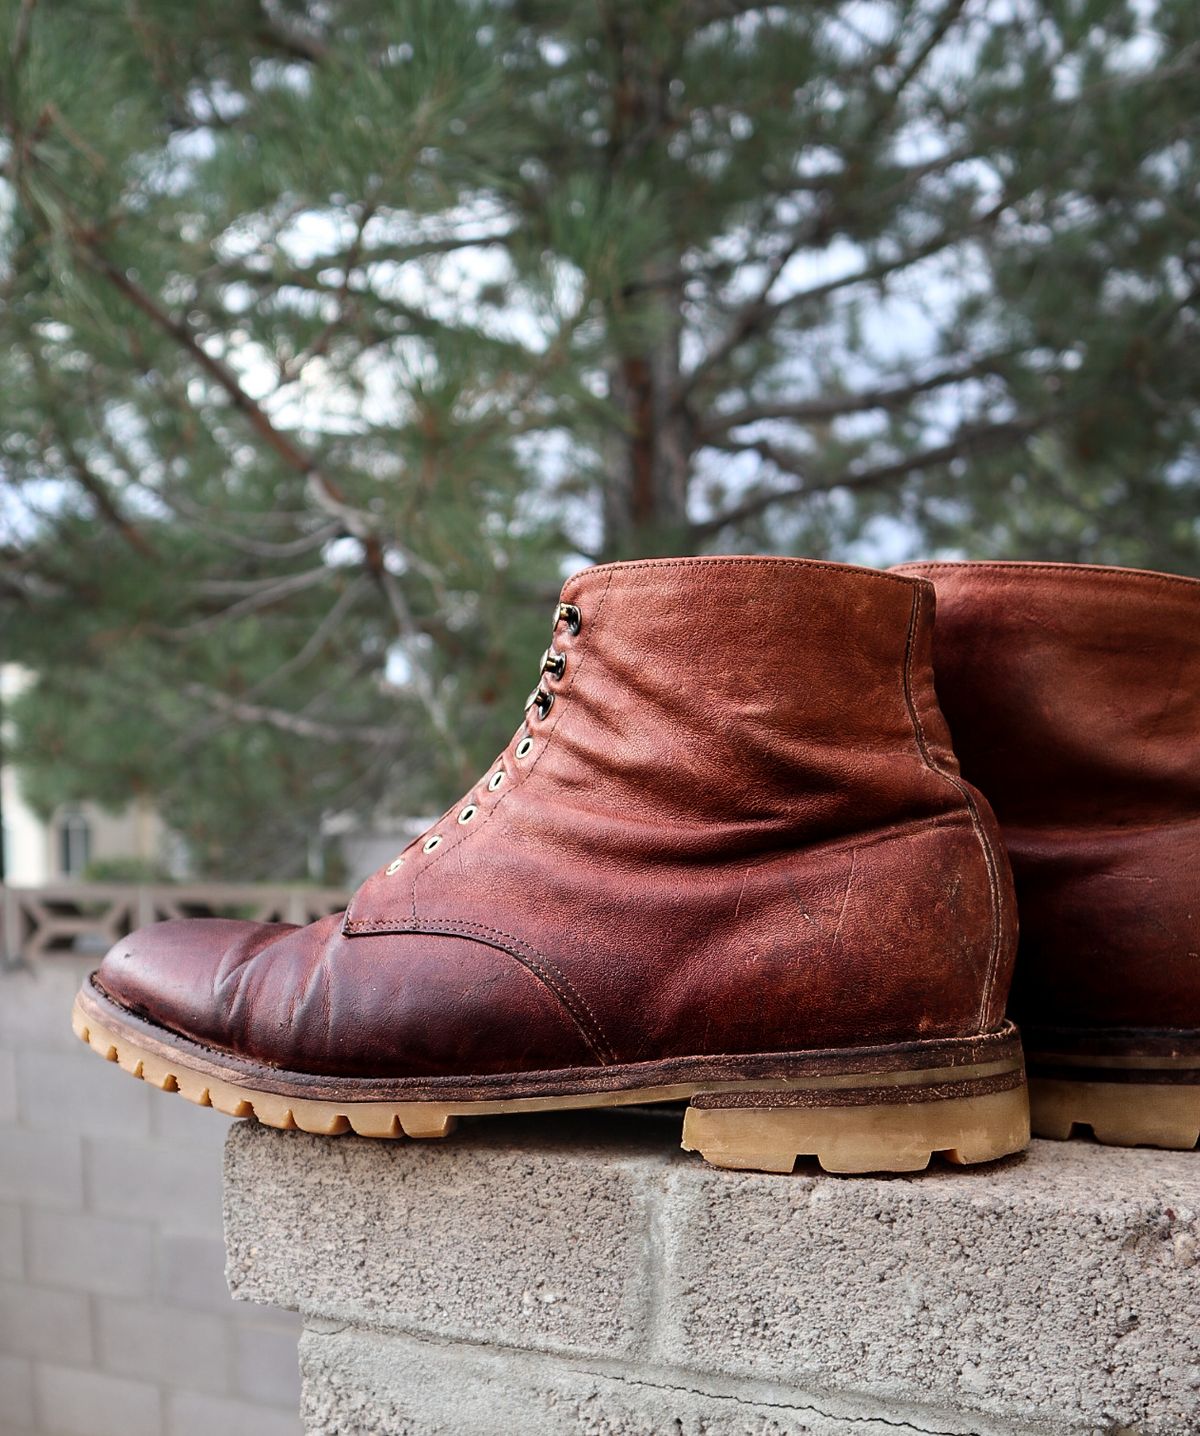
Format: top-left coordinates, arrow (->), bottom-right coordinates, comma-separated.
347,571 -> 599,923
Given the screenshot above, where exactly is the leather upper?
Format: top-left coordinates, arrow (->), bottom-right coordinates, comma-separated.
894,560 -> 1200,1033
97,556 -> 1016,1078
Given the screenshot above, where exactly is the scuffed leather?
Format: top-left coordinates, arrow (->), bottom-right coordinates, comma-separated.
894,560 -> 1200,1032
97,556 -> 1015,1078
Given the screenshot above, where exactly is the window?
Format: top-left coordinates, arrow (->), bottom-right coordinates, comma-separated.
57,808 -> 92,879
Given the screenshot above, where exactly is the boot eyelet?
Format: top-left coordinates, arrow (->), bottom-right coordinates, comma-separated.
532,687 -> 554,720
385,857 -> 404,875
458,804 -> 477,824
515,736 -> 534,759
555,602 -> 581,635
422,835 -> 443,853
541,647 -> 566,681
487,771 -> 505,791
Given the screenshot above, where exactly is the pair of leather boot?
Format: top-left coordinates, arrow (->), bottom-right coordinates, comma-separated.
72,556 -> 1198,1175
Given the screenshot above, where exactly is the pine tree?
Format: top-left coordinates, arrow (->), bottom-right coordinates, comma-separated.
1,0 -> 1196,875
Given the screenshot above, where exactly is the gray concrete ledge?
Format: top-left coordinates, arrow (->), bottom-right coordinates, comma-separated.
223,1111 -> 1200,1436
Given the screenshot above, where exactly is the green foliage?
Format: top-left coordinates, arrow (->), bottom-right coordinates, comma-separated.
0,0 -> 1196,875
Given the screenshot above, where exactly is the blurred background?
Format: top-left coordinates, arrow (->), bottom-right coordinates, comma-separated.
1,0 -> 1196,886
0,6 -> 1196,1433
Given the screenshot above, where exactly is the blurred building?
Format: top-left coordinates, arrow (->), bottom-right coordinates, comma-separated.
0,665 -> 178,886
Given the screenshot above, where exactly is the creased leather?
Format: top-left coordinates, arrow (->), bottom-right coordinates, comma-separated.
894,560 -> 1200,1033
96,556 -> 1015,1079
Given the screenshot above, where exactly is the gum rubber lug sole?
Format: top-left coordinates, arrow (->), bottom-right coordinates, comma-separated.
72,992 -> 1029,1176
1026,1031 -> 1200,1150
682,1085 -> 1029,1174
1030,1079 -> 1200,1150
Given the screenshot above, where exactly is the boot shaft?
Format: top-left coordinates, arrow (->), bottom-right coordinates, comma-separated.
896,559 -> 1200,1035
456,556 -> 966,845
348,557 -> 1016,1053
893,560 -> 1200,828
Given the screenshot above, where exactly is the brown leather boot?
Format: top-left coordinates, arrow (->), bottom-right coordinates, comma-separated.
895,560 -> 1200,1151
73,556 -> 1027,1175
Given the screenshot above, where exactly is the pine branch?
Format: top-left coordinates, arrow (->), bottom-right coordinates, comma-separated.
78,243 -> 324,478
678,196 -> 836,400
702,352 -> 1013,438
796,200 -> 1012,312
22,340 -> 155,557
252,2 -> 329,65
182,684 -> 399,746
10,0 -> 37,70
245,575 -> 372,698
172,567 -> 333,637
692,412 -> 1051,538
47,200 -> 471,769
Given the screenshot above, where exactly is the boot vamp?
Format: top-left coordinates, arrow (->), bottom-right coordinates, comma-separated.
346,806 -> 995,1064
94,914 -> 598,1077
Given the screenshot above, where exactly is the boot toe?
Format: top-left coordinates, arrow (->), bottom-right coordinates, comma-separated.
95,917 -> 297,1044
93,917 -> 601,1080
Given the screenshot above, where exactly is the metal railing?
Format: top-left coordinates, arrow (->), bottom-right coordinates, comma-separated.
1,882 -> 350,964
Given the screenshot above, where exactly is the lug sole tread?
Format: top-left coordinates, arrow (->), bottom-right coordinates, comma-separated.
1030,1076 -> 1200,1151
72,997 -> 1029,1174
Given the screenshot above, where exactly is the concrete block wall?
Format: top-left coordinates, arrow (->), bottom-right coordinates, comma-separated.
0,955 -> 301,1436
226,1111 -> 1200,1436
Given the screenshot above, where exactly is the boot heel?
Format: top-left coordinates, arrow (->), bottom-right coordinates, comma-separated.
1030,1077 -> 1200,1150
682,1077 -> 1029,1175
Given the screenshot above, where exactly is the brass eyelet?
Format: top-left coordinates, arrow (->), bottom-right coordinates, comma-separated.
531,687 -> 554,720
422,835 -> 443,854
487,771 -> 505,791
385,857 -> 404,875
541,647 -> 566,680
515,736 -> 534,759
458,804 -> 477,824
555,602 -> 581,635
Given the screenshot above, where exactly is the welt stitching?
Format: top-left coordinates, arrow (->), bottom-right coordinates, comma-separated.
340,918 -> 615,1065
571,554 -> 924,592
899,560 -> 1200,591
904,586 -> 1005,1032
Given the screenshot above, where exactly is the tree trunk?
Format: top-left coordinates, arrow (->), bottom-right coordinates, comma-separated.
603,284 -> 694,559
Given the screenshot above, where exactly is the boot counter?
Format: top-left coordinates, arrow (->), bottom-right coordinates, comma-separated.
1008,818 -> 1200,1031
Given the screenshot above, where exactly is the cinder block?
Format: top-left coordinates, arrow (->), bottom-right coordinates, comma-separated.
17,1047 -> 152,1138
0,961 -> 91,1051
27,1209 -> 154,1297
298,1325 -> 999,1436
165,1391 -> 300,1436
85,1136 -> 224,1236
658,1141 -> 1200,1436
0,1125 -> 84,1209
0,1354 -> 35,1429
0,1281 -> 92,1363
0,1050 -> 15,1124
148,1090 -> 234,1151
225,1118 -> 1200,1436
34,1363 -> 162,1436
154,1232 -> 234,1313
0,1202 -> 21,1280
232,1297 -> 306,1333
232,1318 -> 302,1408
224,1115 -> 663,1358
95,1296 -> 230,1396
